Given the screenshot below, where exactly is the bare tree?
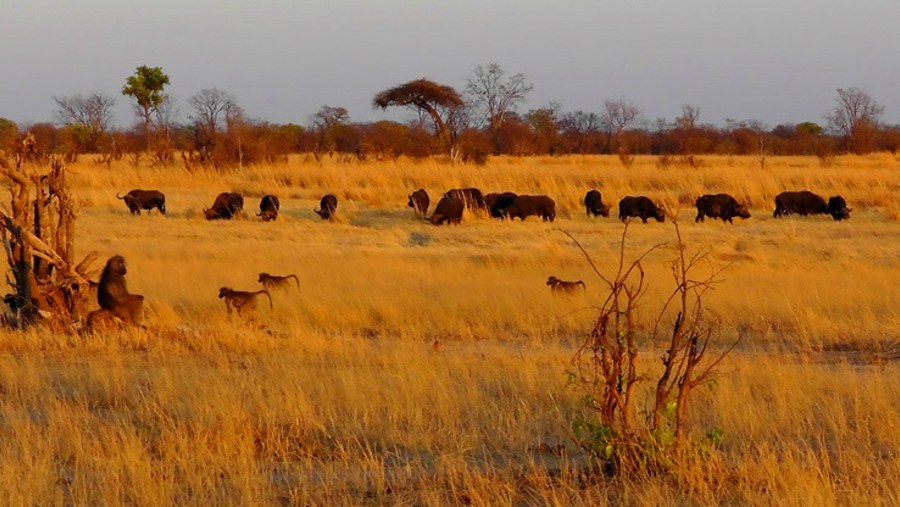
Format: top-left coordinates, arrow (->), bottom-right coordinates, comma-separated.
465,63 -> 533,131
187,89 -> 242,166
150,94 -> 179,165
676,104 -> 701,130
52,93 -> 115,150
601,99 -> 640,153
311,106 -> 350,159
560,110 -> 602,154
188,88 -> 239,134
826,87 -> 884,153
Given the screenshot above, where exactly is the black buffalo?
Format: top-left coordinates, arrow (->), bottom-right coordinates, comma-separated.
484,192 -> 518,219
443,188 -> 487,212
117,189 -> 166,215
204,192 -> 244,220
618,196 -> 666,223
314,194 -> 338,220
257,195 -> 280,222
828,196 -> 851,221
773,191 -> 851,221
584,190 -> 610,218
695,194 -> 751,224
429,196 -> 464,225
407,189 -> 430,216
507,195 -> 556,222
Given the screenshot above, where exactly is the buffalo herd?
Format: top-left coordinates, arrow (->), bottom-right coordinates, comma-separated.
115,187 -> 852,224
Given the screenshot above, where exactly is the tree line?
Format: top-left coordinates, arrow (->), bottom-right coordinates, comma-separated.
1,64 -> 897,168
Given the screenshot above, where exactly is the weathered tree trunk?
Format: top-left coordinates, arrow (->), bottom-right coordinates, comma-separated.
0,146 -> 98,329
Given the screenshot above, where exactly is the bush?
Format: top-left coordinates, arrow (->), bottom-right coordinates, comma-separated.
563,220 -> 740,474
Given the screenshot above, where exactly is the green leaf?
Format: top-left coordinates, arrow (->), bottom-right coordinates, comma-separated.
665,400 -> 678,415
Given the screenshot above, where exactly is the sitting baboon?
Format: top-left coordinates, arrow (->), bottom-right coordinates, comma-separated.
97,255 -> 144,325
546,276 -> 586,293
218,287 -> 273,316
258,273 -> 300,290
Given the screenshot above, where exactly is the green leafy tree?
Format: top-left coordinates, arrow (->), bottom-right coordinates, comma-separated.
121,66 -> 170,150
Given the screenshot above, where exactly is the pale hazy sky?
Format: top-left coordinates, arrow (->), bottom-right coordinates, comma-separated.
2,0 -> 898,128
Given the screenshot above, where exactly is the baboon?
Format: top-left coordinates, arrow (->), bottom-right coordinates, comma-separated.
546,276 -> 586,293
85,308 -> 122,333
97,255 -> 144,325
218,287 -> 273,316
258,272 -> 300,290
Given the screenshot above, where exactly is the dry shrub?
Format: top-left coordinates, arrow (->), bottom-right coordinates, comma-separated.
565,220 -> 738,474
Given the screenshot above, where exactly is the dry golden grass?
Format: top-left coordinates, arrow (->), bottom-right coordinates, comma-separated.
0,154 -> 898,504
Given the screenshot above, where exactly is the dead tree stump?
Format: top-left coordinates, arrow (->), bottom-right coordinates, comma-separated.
0,144 -> 98,329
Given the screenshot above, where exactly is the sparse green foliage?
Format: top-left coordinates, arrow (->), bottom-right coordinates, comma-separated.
563,219 -> 740,474
122,65 -> 170,151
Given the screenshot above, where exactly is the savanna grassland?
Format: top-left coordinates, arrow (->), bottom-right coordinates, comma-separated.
0,154 -> 898,505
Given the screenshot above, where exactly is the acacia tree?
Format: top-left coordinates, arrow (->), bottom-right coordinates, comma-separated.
52,93 -> 115,151
826,87 -> 884,153
121,66 -> 170,152
373,79 -> 464,154
465,63 -> 533,131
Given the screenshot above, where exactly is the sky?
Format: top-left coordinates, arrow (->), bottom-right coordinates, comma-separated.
1,0 -> 899,129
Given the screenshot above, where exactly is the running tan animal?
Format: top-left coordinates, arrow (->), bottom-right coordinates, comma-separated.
546,276 -> 586,293
258,273 -> 299,290
218,287 -> 273,316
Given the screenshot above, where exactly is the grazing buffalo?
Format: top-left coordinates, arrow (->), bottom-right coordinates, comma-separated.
618,196 -> 666,223
314,194 -> 338,220
407,188 -> 430,216
695,194 -> 751,224
429,196 -> 464,225
584,190 -> 610,218
773,191 -> 851,221
117,189 -> 166,215
484,192 -> 518,219
204,192 -> 244,220
827,196 -> 852,221
507,195 -> 556,222
257,195 -> 280,222
547,276 -> 585,293
443,188 -> 487,212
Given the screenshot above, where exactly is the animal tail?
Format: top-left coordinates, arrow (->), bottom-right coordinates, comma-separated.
116,192 -> 126,199
288,274 -> 300,287
257,290 -> 273,309
577,281 -> 586,289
